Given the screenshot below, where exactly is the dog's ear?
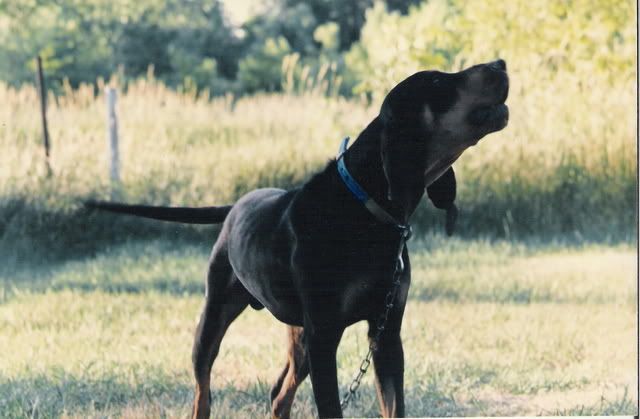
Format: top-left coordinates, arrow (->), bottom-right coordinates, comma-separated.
380,101 -> 402,202
380,122 -> 413,203
427,167 -> 458,236
380,125 -> 395,201
379,102 -> 430,203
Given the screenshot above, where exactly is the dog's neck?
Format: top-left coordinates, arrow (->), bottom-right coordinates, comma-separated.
342,117 -> 426,223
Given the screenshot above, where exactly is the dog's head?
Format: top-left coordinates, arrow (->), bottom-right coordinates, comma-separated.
379,60 -> 509,227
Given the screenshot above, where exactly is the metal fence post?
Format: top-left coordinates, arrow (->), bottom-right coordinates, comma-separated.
105,87 -> 120,196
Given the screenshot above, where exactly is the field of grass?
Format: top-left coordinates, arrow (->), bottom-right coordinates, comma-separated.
0,236 -> 637,417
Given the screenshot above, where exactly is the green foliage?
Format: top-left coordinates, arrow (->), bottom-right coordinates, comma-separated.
276,0 -> 420,51
0,0 -> 240,91
0,0 -> 114,86
242,2 -> 319,56
3,0 -> 634,97
346,0 -> 636,97
454,0 -> 636,81
114,22 -> 174,77
280,0 -> 373,50
313,22 -> 340,53
345,1 -> 464,96
237,36 -> 292,92
0,0 -> 435,94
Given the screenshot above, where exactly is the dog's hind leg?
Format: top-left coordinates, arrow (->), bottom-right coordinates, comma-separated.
191,247 -> 250,419
270,326 -> 309,419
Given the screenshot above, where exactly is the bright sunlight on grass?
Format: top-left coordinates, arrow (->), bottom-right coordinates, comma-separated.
0,238 -> 636,417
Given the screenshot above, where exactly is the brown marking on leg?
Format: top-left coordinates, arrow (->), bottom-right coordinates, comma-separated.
270,326 -> 309,419
368,324 -> 405,418
193,375 -> 211,419
192,249 -> 251,419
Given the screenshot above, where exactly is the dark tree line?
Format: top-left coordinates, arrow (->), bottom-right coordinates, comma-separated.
0,0 -> 421,94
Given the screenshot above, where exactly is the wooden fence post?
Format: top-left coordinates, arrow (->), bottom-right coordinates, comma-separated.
105,87 -> 120,196
35,55 -> 51,176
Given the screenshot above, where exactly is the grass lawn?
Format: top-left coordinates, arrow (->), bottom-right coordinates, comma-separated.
0,236 -> 637,417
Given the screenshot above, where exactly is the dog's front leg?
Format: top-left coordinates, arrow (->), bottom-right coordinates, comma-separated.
306,327 -> 343,418
369,250 -> 410,417
369,327 -> 405,418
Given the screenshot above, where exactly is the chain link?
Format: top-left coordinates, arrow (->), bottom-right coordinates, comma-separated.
340,225 -> 411,409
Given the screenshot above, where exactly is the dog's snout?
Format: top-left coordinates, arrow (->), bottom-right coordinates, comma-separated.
489,59 -> 507,71
483,59 -> 508,97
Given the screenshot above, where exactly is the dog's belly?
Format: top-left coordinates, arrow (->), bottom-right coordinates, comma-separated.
227,188 -> 305,326
236,271 -> 304,326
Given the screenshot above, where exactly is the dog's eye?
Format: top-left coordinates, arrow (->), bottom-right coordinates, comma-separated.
433,78 -> 440,85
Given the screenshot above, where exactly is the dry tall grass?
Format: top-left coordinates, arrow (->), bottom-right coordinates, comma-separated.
0,66 -> 635,244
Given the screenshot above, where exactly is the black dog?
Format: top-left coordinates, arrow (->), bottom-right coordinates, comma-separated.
87,60 -> 509,418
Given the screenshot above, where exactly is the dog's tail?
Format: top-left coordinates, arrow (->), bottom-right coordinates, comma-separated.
85,200 -> 232,224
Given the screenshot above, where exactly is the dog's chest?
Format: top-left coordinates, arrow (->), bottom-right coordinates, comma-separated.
339,274 -> 396,321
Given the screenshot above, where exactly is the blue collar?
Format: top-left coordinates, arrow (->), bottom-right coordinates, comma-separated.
336,137 -> 404,226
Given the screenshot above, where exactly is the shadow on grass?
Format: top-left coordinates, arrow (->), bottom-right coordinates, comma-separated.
0,239 -> 210,301
1,231 -> 634,305
0,369 -> 193,418
0,370 -> 472,418
0,197 -> 219,268
410,286 -> 561,305
5,371 -> 634,418
0,371 -> 286,418
43,277 -> 206,297
0,180 -> 635,271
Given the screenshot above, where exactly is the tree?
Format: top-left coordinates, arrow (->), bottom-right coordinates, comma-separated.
279,0 -> 373,50
237,36 -> 292,92
0,0 -> 241,91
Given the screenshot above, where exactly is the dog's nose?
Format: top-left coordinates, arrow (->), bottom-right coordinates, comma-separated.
489,59 -> 507,71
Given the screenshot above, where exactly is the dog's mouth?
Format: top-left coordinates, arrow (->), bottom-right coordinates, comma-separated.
469,75 -> 509,128
468,102 -> 509,127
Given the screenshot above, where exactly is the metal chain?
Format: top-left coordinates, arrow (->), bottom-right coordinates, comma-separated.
340,225 -> 412,409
